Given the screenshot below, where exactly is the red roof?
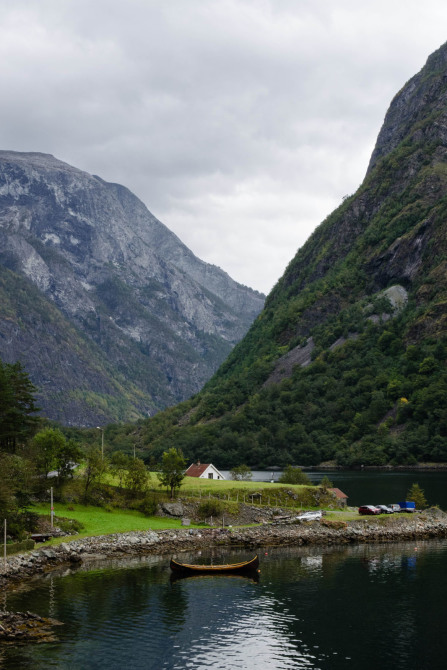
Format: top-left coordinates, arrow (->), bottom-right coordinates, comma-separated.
328,487 -> 348,499
185,463 -> 210,477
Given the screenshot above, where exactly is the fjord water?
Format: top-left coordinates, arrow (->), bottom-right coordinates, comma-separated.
3,541 -> 447,670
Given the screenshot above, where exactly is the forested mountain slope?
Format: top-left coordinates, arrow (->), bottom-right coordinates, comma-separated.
133,41 -> 447,468
0,152 -> 264,425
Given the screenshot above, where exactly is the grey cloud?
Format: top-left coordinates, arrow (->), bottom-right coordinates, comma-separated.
0,0 -> 446,292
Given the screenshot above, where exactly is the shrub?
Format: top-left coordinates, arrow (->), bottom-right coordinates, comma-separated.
230,464 -> 253,480
54,516 -> 85,534
197,499 -> 225,519
138,493 -> 158,517
321,519 -> 347,530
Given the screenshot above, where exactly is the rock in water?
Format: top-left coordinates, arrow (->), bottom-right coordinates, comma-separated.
0,610 -> 63,644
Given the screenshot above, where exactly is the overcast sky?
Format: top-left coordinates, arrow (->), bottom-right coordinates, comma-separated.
1,1 -> 446,294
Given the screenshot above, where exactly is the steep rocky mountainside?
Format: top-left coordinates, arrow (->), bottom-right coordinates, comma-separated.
0,151 -> 264,425
133,41 -> 447,468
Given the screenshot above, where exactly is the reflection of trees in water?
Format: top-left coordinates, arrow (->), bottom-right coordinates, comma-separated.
35,563 -> 169,638
259,541 -> 447,670
160,581 -> 188,630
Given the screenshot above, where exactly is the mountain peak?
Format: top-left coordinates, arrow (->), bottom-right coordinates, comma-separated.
367,40 -> 447,173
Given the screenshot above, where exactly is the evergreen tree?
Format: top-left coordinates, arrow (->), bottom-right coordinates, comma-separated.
406,483 -> 428,509
0,359 -> 39,451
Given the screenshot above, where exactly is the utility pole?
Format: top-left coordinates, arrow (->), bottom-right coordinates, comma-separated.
96,426 -> 104,459
50,487 -> 54,528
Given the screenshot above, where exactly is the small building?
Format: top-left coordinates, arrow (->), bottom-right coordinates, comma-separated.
328,488 -> 348,508
185,461 -> 226,480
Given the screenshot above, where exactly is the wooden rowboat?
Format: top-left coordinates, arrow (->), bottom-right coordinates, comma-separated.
170,555 -> 259,575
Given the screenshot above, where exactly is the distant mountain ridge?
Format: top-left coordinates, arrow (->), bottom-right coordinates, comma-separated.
0,151 -> 264,425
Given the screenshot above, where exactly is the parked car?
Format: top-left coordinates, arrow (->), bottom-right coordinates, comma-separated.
375,505 -> 394,514
296,510 -> 323,521
389,504 -> 401,512
358,505 -> 381,515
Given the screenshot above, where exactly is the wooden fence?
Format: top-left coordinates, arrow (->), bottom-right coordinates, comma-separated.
178,488 -> 304,510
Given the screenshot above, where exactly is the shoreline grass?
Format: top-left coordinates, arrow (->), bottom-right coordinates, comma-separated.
31,503 -> 199,545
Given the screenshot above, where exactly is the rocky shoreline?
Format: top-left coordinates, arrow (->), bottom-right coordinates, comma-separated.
2,508 -> 447,591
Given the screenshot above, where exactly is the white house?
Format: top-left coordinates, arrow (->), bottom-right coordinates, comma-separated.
184,461 -> 226,480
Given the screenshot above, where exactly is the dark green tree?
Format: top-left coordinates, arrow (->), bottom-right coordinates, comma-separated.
32,427 -> 66,478
0,360 -> 39,452
0,453 -> 38,538
110,451 -> 131,488
125,457 -> 150,498
83,447 -> 108,501
157,448 -> 186,499
56,438 -> 83,485
406,482 -> 428,509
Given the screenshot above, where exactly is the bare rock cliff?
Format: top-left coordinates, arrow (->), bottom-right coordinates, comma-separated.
0,151 -> 264,425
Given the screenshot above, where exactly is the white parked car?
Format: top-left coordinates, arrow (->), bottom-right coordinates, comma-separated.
389,504 -> 401,512
296,510 -> 322,521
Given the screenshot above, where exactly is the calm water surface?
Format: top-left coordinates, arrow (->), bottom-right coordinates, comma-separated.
2,541 -> 447,670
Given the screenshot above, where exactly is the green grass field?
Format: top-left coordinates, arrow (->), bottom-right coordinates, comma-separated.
101,471 -> 310,493
179,476 -> 312,499
31,503 -> 194,544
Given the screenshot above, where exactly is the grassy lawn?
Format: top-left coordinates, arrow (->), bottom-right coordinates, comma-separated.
31,503 -> 196,545
325,509 -> 363,522
100,472 -> 310,495
180,476 -> 308,492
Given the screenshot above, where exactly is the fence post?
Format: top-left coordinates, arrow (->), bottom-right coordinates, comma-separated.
50,487 -> 54,528
3,519 -> 6,572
